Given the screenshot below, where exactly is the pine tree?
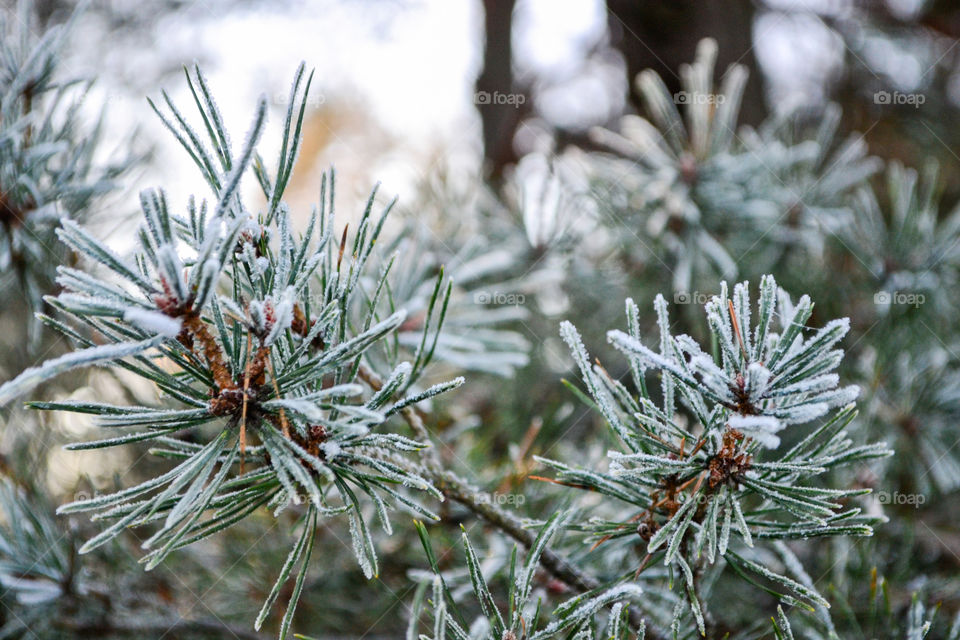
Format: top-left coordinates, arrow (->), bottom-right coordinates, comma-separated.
0,10 -> 959,640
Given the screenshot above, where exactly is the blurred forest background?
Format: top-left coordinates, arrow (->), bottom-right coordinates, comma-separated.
2,0 -> 960,638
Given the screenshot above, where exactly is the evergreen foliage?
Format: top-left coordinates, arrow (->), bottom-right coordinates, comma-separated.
0,7 -> 958,639
0,2 -> 131,343
2,64 -> 462,632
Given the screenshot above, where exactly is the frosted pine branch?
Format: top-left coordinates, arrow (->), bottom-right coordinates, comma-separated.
5,65 -> 466,637
539,276 -> 892,634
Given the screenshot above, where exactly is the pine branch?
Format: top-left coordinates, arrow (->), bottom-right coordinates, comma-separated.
539,276 -> 892,632
355,363 -> 658,637
357,363 -> 441,471
3,65 -> 466,637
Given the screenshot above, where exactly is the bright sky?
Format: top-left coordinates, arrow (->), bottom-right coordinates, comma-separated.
64,0 -> 609,229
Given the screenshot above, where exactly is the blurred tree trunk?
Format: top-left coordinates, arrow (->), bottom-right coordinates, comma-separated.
476,0 -> 520,184
605,0 -> 766,126
474,0 -> 766,182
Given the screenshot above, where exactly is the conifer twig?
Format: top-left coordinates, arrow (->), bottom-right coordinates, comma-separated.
355,363 -> 657,636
